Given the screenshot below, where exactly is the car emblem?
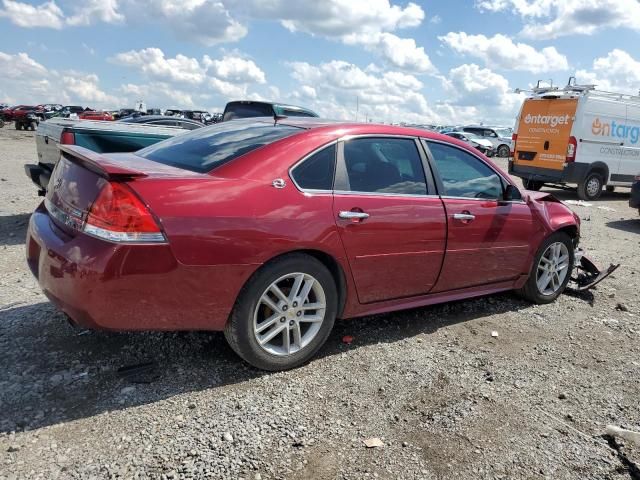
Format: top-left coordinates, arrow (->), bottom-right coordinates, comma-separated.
272,178 -> 286,189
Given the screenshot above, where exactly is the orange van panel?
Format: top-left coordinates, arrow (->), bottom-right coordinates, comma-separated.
514,98 -> 578,171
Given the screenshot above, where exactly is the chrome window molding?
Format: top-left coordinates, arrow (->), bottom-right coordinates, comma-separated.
288,140 -> 338,194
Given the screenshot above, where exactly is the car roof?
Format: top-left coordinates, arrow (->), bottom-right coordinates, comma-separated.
120,115 -> 202,124
224,117 -> 463,143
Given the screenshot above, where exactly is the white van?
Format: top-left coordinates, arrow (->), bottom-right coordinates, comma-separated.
509,79 -> 640,200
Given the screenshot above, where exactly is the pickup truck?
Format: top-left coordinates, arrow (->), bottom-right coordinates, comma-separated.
25,117 -> 190,193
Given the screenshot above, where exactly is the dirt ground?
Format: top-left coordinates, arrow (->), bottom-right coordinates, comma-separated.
0,126 -> 639,480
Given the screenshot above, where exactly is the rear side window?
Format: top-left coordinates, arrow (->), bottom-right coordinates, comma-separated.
428,142 -> 503,199
341,138 -> 427,195
223,103 -> 273,121
137,122 -> 302,173
291,144 -> 336,191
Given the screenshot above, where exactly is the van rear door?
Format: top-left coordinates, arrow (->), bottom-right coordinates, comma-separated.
513,98 -> 578,174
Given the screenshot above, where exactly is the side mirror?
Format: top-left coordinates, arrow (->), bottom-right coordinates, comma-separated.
503,184 -> 522,201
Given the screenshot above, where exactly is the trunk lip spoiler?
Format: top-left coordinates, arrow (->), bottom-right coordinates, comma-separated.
59,144 -> 148,180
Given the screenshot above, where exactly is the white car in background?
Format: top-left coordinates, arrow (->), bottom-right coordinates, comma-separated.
462,126 -> 513,158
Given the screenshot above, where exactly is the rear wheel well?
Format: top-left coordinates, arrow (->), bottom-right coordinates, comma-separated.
256,249 -> 348,318
588,163 -> 609,183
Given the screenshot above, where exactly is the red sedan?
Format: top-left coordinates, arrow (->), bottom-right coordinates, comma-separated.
27,119 -> 581,370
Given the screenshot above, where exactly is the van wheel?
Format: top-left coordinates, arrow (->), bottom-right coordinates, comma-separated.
497,145 -> 510,158
577,172 -> 603,201
523,179 -> 543,191
224,253 -> 338,371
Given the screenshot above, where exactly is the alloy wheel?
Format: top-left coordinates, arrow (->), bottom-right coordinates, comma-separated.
536,242 -> 570,295
253,272 -> 326,356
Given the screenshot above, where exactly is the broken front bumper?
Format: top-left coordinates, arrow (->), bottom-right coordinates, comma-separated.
569,249 -> 619,292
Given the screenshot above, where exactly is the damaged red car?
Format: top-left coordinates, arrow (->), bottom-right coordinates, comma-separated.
26,119 -> 608,370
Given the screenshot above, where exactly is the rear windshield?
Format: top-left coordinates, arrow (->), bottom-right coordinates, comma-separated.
223,103 -> 273,121
137,121 -> 302,173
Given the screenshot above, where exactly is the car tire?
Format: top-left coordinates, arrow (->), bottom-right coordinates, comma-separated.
517,232 -> 574,304
577,172 -> 603,200
224,253 -> 338,371
497,145 -> 510,158
523,179 -> 543,191
15,122 -> 22,130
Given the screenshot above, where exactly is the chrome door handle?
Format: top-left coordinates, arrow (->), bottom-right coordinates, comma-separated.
339,211 -> 370,220
453,213 -> 475,221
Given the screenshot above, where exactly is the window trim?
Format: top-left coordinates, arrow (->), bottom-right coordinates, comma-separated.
288,140 -> 338,194
421,138 -> 525,203
334,134 -> 437,197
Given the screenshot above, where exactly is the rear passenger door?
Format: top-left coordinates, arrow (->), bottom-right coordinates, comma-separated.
332,136 -> 447,304
424,141 -> 533,291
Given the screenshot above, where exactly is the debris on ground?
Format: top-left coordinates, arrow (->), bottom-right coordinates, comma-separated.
363,437 -> 384,448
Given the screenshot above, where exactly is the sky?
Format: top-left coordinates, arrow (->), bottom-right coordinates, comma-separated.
0,0 -> 639,126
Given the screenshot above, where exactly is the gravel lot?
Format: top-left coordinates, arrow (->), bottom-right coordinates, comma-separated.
1,126 -> 639,480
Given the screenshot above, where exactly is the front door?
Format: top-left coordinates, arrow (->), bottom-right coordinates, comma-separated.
333,136 -> 447,304
425,141 -> 534,292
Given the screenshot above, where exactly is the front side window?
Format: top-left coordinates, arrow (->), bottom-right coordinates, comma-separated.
291,144 -> 336,191
428,142 -> 503,199
342,138 -> 427,195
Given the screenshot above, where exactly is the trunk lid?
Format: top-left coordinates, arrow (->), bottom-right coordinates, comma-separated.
45,145 -> 203,237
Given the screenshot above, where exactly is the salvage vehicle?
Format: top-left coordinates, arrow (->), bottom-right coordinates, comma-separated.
511,78 -> 640,200
26,118 -> 190,193
79,110 -> 114,121
462,126 -> 512,158
25,118 -> 617,370
630,174 -> 640,215
445,131 -> 495,156
119,114 -> 204,130
222,100 -> 318,121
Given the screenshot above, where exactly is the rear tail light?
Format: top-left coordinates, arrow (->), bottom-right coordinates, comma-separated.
566,136 -> 577,163
510,133 -> 517,157
83,182 -> 166,243
60,130 -> 75,145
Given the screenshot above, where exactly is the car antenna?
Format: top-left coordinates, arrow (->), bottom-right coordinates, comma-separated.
273,113 -> 287,125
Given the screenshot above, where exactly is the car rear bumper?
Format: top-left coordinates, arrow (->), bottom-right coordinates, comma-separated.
508,162 -> 590,184
24,163 -> 50,192
26,204 -> 256,331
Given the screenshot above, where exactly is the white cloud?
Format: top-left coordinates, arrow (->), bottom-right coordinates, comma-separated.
287,60 -> 440,123
575,49 -> 640,95
111,48 -> 206,85
203,55 -> 266,84
444,63 -> 525,123
117,0 -> 247,46
239,0 -> 433,72
66,0 -> 123,26
0,50 -> 117,107
439,32 -> 568,73
0,0 -> 64,28
111,48 -> 267,89
476,0 -> 640,39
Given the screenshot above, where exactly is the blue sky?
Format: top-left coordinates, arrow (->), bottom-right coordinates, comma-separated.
1,0 -> 639,126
